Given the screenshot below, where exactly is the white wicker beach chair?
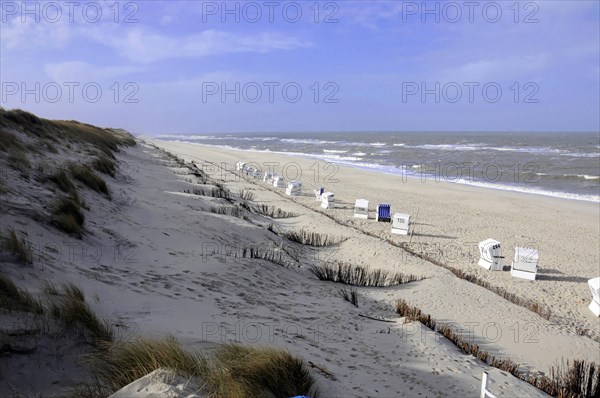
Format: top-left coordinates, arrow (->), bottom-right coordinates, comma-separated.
510,247 -> 538,280
588,277 -> 600,317
285,181 -> 302,196
391,213 -> 410,235
273,176 -> 286,188
263,172 -> 273,183
321,192 -> 334,209
477,239 -> 503,271
354,199 -> 369,219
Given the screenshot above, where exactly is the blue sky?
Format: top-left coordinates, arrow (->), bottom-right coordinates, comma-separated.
1,0 -> 599,134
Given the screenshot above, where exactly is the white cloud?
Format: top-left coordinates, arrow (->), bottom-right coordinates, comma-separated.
441,55 -> 548,82
1,12 -> 311,63
44,61 -> 143,81
92,29 -> 311,63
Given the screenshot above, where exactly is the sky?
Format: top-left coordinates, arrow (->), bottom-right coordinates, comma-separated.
0,0 -> 599,134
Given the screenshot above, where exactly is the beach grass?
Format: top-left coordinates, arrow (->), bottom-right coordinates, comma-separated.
395,299 -> 598,397
1,227 -> 34,264
238,189 -> 255,201
284,229 -> 345,247
92,156 -> 117,177
87,338 -> 318,398
0,273 -> 44,314
69,163 -> 110,198
48,289 -> 113,343
339,287 -> 359,307
309,262 -> 423,287
51,196 -> 85,236
245,203 -> 298,218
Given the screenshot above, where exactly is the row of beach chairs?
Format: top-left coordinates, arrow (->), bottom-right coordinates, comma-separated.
477,241 -> 599,315
477,239 -> 539,280
238,163 -> 600,317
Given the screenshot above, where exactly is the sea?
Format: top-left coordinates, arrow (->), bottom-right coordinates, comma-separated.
157,132 -> 600,203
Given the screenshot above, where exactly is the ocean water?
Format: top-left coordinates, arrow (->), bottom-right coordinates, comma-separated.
157,132 -> 600,202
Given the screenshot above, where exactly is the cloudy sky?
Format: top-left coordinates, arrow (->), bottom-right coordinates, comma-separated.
1,1 -> 598,134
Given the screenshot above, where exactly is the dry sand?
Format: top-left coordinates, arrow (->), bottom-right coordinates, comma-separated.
145,139 -> 600,393
4,134 -> 598,397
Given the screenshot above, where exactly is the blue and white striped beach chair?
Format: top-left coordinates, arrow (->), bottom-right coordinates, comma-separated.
376,204 -> 391,222
314,186 -> 325,201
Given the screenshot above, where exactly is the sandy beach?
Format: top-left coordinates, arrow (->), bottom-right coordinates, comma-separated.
3,1 -> 599,395
2,119 -> 598,396
147,139 -> 600,384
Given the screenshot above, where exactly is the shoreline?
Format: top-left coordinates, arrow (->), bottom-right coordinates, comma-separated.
151,139 -> 600,203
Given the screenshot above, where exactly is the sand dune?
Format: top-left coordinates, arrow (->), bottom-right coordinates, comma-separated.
2,116 -> 597,396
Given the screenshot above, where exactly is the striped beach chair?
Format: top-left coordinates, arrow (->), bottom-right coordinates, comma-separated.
314,187 -> 324,201
376,204 -> 391,222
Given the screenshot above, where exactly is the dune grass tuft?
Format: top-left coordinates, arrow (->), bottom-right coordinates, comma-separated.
284,229 -> 345,247
339,287 -> 359,307
51,196 -> 85,236
238,246 -> 290,267
209,344 -> 318,398
89,338 -> 318,398
189,186 -> 230,200
47,168 -> 80,202
8,149 -> 31,176
0,129 -> 25,152
69,163 -> 110,198
209,205 -> 247,220
63,281 -> 86,302
92,156 -> 117,177
0,273 -> 44,314
91,336 -> 203,392
1,228 -> 33,264
48,291 -> 113,343
41,280 -> 60,296
309,262 -> 423,287
238,189 -> 255,201
249,204 -> 298,218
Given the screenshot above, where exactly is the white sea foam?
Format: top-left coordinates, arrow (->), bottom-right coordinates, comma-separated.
157,138 -> 599,203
